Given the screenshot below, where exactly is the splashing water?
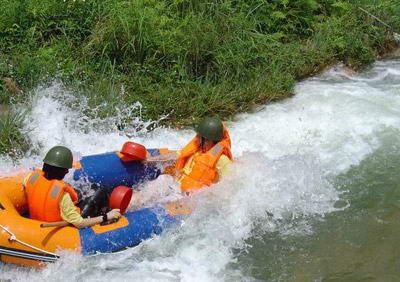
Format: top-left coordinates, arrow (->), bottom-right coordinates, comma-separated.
1,52 -> 400,281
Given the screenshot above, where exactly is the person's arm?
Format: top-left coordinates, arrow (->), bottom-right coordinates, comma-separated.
75,209 -> 121,229
145,151 -> 179,163
214,154 -> 233,182
60,193 -> 121,229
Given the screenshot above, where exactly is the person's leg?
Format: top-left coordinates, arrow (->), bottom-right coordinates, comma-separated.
79,184 -> 110,218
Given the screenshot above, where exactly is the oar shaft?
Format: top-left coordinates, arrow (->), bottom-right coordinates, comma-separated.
40,221 -> 69,228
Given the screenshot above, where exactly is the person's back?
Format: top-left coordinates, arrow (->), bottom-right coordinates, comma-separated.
24,146 -> 121,228
24,146 -> 77,222
25,166 -> 79,222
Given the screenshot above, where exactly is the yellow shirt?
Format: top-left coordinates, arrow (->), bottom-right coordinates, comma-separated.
215,154 -> 232,176
59,193 -> 83,225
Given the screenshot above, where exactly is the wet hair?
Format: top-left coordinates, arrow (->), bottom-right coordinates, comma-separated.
42,163 -> 69,180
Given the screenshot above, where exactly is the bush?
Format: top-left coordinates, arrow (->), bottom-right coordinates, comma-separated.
0,0 -> 398,143
0,110 -> 29,158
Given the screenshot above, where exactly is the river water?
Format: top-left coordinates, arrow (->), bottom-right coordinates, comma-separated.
1,52 -> 400,281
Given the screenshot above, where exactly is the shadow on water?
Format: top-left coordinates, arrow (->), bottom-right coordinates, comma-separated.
236,129 -> 400,281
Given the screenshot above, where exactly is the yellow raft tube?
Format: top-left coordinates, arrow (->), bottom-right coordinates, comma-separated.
0,149 -> 190,267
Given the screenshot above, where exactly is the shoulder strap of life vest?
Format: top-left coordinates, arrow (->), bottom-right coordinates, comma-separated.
203,138 -> 233,168
64,185 -> 79,204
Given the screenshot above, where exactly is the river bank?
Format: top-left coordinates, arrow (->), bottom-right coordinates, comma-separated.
0,103 -> 29,158
391,47 -> 400,57
0,104 -> 8,119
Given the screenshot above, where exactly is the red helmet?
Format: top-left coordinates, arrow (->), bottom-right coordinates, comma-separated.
120,141 -> 147,161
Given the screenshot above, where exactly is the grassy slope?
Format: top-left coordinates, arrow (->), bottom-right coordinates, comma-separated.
0,0 -> 399,156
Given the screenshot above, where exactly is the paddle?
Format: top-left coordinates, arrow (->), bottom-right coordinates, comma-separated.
40,221 -> 70,228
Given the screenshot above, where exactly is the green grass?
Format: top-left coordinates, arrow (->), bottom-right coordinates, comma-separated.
0,0 -> 399,157
0,110 -> 29,158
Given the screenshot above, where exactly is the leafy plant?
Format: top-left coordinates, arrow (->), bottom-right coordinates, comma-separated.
0,0 -> 398,153
0,110 -> 29,158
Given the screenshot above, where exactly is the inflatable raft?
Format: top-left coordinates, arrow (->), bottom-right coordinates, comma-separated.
0,148 -> 189,267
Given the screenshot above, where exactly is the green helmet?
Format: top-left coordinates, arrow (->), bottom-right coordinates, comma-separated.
196,117 -> 224,141
43,146 -> 73,169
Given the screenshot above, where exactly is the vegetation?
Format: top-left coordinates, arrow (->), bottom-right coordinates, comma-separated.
0,0 -> 399,156
0,110 -> 29,158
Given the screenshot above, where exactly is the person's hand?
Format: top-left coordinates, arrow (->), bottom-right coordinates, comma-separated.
107,209 -> 121,220
143,156 -> 157,164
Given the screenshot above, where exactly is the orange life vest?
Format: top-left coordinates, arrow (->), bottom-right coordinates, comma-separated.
24,169 -> 80,222
176,126 -> 233,193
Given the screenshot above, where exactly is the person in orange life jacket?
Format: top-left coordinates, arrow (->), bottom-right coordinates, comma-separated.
23,146 -> 121,229
128,117 -> 233,210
